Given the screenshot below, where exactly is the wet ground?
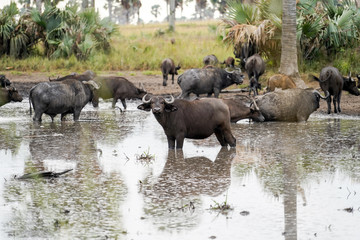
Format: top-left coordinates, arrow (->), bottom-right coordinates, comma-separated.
1,98 -> 360,240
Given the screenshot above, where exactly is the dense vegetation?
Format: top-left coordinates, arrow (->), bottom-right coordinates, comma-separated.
1,0 -> 360,77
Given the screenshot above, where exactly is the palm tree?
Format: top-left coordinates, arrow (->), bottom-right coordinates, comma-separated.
279,0 -> 300,78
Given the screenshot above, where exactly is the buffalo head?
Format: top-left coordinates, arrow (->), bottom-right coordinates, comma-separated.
343,73 -> 360,96
137,94 -> 177,114
6,86 -> 23,102
225,68 -> 244,85
0,75 -> 11,88
250,98 -> 265,122
175,64 -> 181,75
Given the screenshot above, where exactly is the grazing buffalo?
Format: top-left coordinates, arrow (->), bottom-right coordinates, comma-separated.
245,54 -> 265,96
203,54 -> 219,66
255,88 -> 329,122
312,67 -> 359,114
356,74 -> 360,88
137,95 -> 236,149
0,86 -> 23,107
222,57 -> 235,68
29,79 -> 100,122
92,76 -> 147,110
222,97 -> 265,122
0,75 -> 11,88
267,74 -> 297,92
49,70 -> 96,82
177,67 -> 244,99
160,58 -> 181,86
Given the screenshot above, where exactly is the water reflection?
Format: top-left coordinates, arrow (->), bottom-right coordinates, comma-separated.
3,121 -> 127,239
140,147 -> 236,229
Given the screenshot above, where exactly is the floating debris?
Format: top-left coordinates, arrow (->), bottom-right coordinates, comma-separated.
15,169 -> 73,180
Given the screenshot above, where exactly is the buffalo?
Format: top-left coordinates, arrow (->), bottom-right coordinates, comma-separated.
312,67 -> 359,114
137,95 -> 236,149
203,54 -> 219,66
234,42 -> 257,69
267,74 -> 297,92
29,79 -> 100,122
49,70 -> 96,82
245,53 -> 265,96
221,57 -> 235,68
222,97 -> 265,122
160,58 -> 181,86
255,88 -> 329,122
0,75 -> 11,88
92,76 -> 147,110
0,86 -> 23,107
177,67 -> 244,99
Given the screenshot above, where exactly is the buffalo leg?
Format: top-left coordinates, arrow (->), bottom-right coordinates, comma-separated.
33,111 -> 43,122
167,136 -> 176,149
213,88 -> 220,98
73,110 -> 81,121
162,74 -> 168,86
214,129 -> 227,147
112,98 -> 118,108
224,130 -> 236,147
171,74 -> 175,84
327,96 -> 332,114
337,93 -> 342,113
120,99 -> 127,110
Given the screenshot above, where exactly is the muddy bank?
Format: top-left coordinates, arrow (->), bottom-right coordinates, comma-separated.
7,71 -> 360,116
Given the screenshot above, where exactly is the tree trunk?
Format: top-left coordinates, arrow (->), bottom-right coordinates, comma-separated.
82,0 -> 89,10
169,0 -> 175,31
36,0 -> 42,12
108,0 -> 113,21
279,0 -> 305,88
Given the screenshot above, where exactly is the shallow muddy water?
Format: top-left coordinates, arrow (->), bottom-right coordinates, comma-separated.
1,99 -> 360,240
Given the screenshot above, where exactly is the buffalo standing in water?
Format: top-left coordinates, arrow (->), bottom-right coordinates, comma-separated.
92,76 -> 147,110
137,95 -> 236,149
29,79 -> 100,122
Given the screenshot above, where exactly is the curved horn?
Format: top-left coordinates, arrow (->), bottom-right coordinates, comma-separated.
251,97 -> 259,110
83,80 -> 100,90
142,94 -> 151,104
49,76 -> 59,81
313,90 -> 330,99
140,82 -> 146,92
225,67 -> 234,74
164,95 -> 175,104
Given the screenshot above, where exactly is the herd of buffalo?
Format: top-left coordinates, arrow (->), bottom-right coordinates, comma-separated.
1,50 -> 360,149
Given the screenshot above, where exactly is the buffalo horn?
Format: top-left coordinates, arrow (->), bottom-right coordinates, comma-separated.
313,90 -> 330,99
140,82 -> 146,92
251,98 -> 259,110
225,68 -> 234,74
142,94 -> 151,103
84,80 -> 100,90
164,95 -> 175,104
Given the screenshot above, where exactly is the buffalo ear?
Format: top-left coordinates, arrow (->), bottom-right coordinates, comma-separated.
137,103 -> 151,112
165,104 -> 178,112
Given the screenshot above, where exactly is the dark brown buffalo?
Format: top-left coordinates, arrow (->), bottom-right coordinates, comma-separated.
312,67 -> 359,114
245,54 -> 265,96
222,57 -> 235,68
160,58 -> 181,86
234,42 -> 257,69
267,74 -> 297,92
0,86 -> 23,107
0,75 -> 11,88
92,76 -> 147,110
222,97 -> 265,122
49,70 -> 96,82
137,95 -> 236,149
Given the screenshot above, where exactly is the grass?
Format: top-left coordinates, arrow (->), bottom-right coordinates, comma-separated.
0,20 -> 232,74
1,20 -> 359,77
